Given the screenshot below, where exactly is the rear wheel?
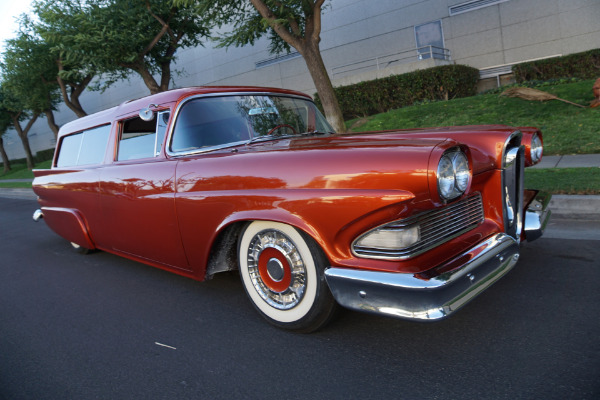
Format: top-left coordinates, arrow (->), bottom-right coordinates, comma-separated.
238,221 -> 337,332
70,242 -> 92,255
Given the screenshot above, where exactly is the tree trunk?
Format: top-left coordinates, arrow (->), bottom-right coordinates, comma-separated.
248,0 -> 346,133
301,43 -> 346,133
12,113 -> 39,170
44,110 -> 60,138
133,62 -> 163,94
0,137 -> 11,173
56,62 -> 91,118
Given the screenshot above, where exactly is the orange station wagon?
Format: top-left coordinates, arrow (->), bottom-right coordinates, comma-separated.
32,86 -> 551,332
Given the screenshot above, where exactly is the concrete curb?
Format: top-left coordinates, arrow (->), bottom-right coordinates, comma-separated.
1,188 -> 599,219
549,195 -> 600,219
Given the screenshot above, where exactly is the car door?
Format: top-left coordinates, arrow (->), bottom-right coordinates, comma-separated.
96,109 -> 190,271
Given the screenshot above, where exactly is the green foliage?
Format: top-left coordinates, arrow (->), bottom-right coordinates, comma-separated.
525,168 -> 600,195
513,49 -> 600,82
34,0 -> 211,93
0,21 -> 61,114
0,93 -> 12,137
175,0 -> 323,55
316,65 -> 480,119
0,85 -> 29,126
348,79 -> 599,156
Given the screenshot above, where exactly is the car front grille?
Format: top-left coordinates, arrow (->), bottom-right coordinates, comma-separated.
353,193 -> 485,260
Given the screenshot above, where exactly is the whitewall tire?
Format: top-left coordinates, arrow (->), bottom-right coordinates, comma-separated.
238,221 -> 337,332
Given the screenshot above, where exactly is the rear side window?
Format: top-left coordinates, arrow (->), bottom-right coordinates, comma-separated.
56,125 -> 111,168
117,110 -> 170,161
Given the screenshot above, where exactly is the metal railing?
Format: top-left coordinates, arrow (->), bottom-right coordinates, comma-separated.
331,46 -> 451,79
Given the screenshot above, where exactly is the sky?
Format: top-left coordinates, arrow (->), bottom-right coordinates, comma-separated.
0,0 -> 34,54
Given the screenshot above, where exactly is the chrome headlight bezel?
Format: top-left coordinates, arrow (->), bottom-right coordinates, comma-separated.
437,149 -> 471,201
530,133 -> 543,164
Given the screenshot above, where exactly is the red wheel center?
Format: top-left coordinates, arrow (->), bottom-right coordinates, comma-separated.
258,248 -> 292,293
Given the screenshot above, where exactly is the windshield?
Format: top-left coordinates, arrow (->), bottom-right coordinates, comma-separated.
170,95 -> 334,153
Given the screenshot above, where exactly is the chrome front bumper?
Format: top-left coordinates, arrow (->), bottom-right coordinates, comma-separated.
325,233 -> 520,321
325,190 -> 551,321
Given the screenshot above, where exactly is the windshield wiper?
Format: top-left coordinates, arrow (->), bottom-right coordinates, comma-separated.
246,133 -> 296,145
246,130 -> 334,145
300,130 -> 335,136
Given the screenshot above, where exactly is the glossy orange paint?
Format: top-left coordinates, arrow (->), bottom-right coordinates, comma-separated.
33,86 -> 542,282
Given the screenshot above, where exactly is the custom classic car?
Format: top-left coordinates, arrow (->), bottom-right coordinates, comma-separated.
32,86 -> 551,332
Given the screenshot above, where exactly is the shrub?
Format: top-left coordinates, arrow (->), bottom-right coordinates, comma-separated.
315,64 -> 480,119
513,49 -> 600,82
34,148 -> 55,163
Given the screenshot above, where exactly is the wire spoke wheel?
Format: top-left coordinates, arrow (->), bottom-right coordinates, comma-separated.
238,221 -> 337,332
247,229 -> 306,310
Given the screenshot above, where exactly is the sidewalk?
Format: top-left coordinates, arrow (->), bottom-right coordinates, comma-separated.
531,154 -> 600,169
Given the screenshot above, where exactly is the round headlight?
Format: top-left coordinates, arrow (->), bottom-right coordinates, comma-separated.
453,152 -> 470,192
437,154 -> 456,200
530,133 -> 543,163
437,150 -> 471,200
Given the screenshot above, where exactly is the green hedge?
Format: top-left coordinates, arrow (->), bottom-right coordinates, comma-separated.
513,49 -> 600,82
34,148 -> 55,163
315,64 -> 480,119
8,148 -> 55,167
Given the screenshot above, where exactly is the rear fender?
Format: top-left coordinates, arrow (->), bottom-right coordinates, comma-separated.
40,207 -> 95,250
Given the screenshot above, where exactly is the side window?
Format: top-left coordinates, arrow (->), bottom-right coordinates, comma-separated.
56,133 -> 83,168
78,126 -> 111,165
117,111 -> 170,161
56,125 -> 110,168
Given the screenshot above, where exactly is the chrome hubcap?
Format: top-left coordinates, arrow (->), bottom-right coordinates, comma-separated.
267,258 -> 285,282
246,229 -> 306,310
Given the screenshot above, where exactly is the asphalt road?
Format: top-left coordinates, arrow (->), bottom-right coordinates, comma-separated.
1,197 -> 598,400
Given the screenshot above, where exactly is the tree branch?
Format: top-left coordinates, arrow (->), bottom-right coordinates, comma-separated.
311,0 -> 325,43
141,1 -> 172,57
249,0 -> 304,50
56,59 -> 88,118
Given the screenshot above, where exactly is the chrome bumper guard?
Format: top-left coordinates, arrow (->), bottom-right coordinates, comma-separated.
524,190 -> 551,242
325,233 -> 521,321
33,209 -> 43,222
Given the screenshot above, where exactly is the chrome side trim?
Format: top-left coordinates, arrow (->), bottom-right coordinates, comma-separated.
524,191 -> 552,242
325,233 -> 520,321
33,209 -> 43,222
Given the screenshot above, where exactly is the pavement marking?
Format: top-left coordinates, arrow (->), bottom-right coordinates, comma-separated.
155,342 -> 177,350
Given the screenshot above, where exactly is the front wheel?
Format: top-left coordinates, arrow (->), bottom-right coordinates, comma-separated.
238,221 -> 337,332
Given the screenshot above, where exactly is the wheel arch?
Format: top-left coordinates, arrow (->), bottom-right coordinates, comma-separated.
204,211 -> 331,280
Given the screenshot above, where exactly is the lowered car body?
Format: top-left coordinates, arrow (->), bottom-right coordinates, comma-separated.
32,86 -> 550,332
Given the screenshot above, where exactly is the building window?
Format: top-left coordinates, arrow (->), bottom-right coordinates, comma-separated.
415,20 -> 445,60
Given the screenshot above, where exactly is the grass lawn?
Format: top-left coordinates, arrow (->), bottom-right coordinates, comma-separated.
0,181 -> 34,188
0,160 -> 52,180
348,79 -> 599,156
525,167 -> 600,195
